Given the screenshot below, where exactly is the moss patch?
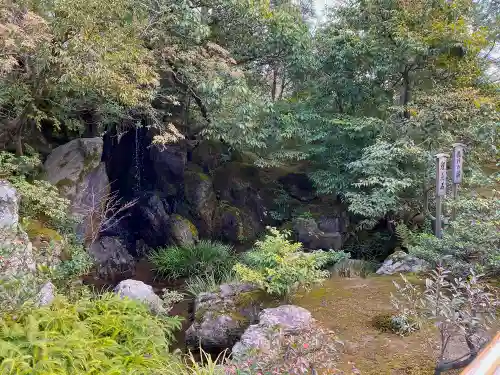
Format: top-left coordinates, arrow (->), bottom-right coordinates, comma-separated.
292,276 -> 441,375
25,219 -> 63,242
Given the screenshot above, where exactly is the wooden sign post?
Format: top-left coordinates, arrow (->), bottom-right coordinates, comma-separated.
435,153 -> 449,238
451,143 -> 465,221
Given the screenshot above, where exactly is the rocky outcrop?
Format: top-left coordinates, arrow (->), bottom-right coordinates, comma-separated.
89,236 -> 135,279
150,142 -> 187,197
278,173 -> 316,202
293,217 -> 344,250
114,279 -> 165,314
135,192 -> 170,248
43,137 -> 109,240
186,283 -> 265,351
169,214 -> 198,247
213,202 -> 261,244
231,305 -> 313,360
0,180 -> 19,229
184,171 -> 216,237
376,250 -> 430,275
0,181 -> 36,275
192,140 -> 230,173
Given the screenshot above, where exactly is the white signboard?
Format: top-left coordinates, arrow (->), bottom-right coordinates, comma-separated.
452,143 -> 465,184
436,154 -> 448,197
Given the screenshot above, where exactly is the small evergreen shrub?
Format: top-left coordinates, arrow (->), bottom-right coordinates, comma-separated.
234,227 -> 348,300
409,191 -> 500,276
0,293 -> 183,374
149,240 -> 235,280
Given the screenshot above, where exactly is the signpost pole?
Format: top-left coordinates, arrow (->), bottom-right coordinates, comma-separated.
451,143 -> 465,221
435,153 -> 449,239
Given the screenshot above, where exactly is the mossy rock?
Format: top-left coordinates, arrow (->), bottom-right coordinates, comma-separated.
192,140 -> 230,172
24,219 -> 63,242
213,201 -> 261,244
169,214 -> 199,246
183,170 -> 216,236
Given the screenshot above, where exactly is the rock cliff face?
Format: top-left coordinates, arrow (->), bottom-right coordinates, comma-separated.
45,126 -> 351,277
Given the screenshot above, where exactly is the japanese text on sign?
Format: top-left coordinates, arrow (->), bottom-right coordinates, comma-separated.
452,145 -> 464,184
436,156 -> 447,197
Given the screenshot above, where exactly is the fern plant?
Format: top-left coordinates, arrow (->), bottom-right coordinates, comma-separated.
0,293 -> 183,375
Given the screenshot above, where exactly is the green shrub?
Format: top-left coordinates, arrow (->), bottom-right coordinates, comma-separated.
149,240 -> 235,280
185,269 -> 239,296
409,191 -> 500,276
0,152 -> 70,228
0,293 -> 184,375
233,227 -> 348,300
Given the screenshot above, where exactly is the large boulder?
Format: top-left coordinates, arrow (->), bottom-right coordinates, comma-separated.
293,217 -> 343,251
229,305 -> 340,374
114,279 -> 165,314
376,250 -> 430,275
135,192 -> 170,248
231,305 -> 313,360
0,180 -> 19,229
44,138 -> 109,240
150,142 -> 187,197
89,236 -> 135,279
0,181 -> 36,275
169,214 -> 198,247
185,283 -> 265,351
213,202 -> 261,244
184,171 -> 216,236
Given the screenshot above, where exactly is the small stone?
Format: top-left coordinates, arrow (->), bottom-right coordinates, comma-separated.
114,279 -> 164,314
36,282 -> 56,307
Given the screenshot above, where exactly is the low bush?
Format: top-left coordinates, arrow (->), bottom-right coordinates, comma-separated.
149,240 -> 235,280
391,266 -> 498,374
409,191 -> 500,276
0,293 -> 184,375
234,227 -> 348,300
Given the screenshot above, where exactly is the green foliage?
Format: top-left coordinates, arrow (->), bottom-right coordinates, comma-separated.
233,227 -> 348,299
391,266 -> 498,373
0,152 -> 70,227
148,240 -> 235,280
185,270 -> 239,296
0,293 -> 183,375
410,191 -> 500,276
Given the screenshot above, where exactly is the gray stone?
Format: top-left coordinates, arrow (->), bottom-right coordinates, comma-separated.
0,181 -> 36,275
0,180 -> 19,229
231,305 -> 313,360
89,236 -> 135,279
44,138 -> 109,239
185,283 -> 262,351
169,215 -> 198,247
114,279 -> 164,314
376,250 -> 430,275
36,282 -> 56,307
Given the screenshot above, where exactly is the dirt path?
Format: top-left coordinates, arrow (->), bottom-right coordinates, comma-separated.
293,276 -> 447,375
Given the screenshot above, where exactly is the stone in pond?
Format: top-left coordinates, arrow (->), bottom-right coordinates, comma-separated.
376,250 -> 430,275
185,283 -> 263,351
114,279 -> 165,314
